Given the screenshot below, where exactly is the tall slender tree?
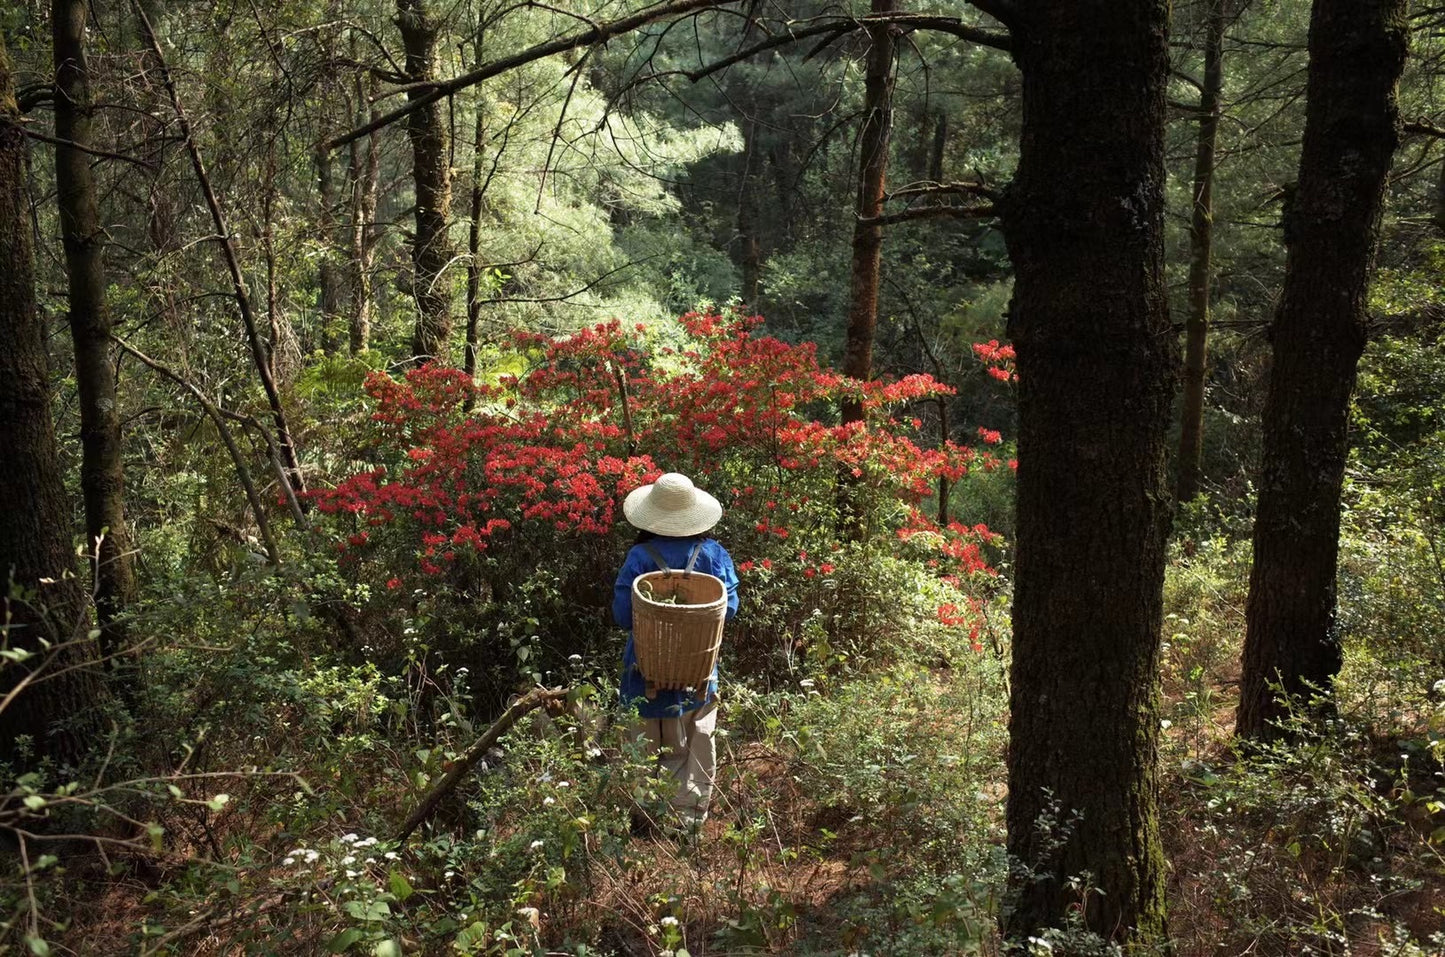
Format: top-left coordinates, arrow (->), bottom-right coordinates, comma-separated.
1177,0 -> 1228,503
1000,0 -> 1177,943
1,30 -> 102,765
1237,0 -> 1409,738
841,0 -> 898,425
52,0 -> 137,661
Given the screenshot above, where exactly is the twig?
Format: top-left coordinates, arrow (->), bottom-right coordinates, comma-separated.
112,336 -> 281,564
395,687 -> 569,844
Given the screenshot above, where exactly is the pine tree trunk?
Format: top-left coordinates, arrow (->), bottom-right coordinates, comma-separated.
316,141 -> 345,355
348,67 -> 380,355
840,0 -> 896,424
464,87 -> 487,385
1,34 -> 102,765
52,0 -> 137,662
737,113 -> 763,313
398,0 -> 456,363
1237,0 -> 1409,738
1176,0 -> 1226,504
1000,0 -> 1176,944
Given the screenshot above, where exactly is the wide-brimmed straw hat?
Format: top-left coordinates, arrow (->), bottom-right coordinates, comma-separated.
623,473 -> 722,537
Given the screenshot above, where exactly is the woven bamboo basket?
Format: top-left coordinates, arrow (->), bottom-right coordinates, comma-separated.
631,570 -> 726,692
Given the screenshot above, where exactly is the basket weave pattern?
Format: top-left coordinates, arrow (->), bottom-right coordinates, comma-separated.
631,570 -> 726,691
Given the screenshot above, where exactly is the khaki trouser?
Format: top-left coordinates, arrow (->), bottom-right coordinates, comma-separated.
632,700 -> 718,825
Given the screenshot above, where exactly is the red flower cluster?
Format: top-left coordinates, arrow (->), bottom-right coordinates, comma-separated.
311,312 -> 1011,601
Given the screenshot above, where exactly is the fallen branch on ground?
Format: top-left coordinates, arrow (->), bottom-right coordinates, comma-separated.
395,686 -> 570,845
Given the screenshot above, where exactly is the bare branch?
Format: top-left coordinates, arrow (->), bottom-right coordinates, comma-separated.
859,204 -> 997,227
327,0 -> 740,151
885,179 -> 999,202
1404,118 -> 1445,139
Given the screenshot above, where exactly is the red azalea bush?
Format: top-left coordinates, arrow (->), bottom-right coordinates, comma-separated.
311,312 -> 1013,700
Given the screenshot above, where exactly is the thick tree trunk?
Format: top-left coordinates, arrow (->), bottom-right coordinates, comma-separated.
1237,0 -> 1408,738
1000,0 -> 1176,945
348,68 -> 381,355
1,35 -> 102,765
840,0 -> 896,424
398,0 -> 456,363
1176,0 -> 1226,504
52,0 -> 137,661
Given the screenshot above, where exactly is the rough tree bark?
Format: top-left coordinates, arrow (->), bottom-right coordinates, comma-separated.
1237,0 -> 1409,738
1176,0 -> 1227,504
1000,0 -> 1176,944
397,0 -> 456,363
52,0 -> 137,661
1,33 -> 102,765
841,0 -> 897,425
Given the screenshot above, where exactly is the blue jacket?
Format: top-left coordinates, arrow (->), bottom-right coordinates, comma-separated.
613,536 -> 739,718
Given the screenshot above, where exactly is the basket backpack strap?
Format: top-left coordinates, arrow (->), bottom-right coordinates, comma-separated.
682,542 -> 703,578
640,543 -> 672,576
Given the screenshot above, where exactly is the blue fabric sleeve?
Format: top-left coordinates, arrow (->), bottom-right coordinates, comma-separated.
612,546 -> 643,629
714,542 -> 740,622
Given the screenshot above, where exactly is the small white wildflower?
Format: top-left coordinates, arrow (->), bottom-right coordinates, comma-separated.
529,840 -> 545,851
341,855 -> 356,866
356,836 -> 378,847
586,746 -> 603,759
543,797 -> 556,806
557,781 -> 571,789
445,869 -> 456,879
1160,719 -> 1173,730
345,869 -> 360,879
798,678 -> 815,688
568,654 -> 583,663
340,833 -> 359,844
384,851 -> 399,861
304,850 -> 319,863
282,857 -> 295,866
660,916 -> 679,927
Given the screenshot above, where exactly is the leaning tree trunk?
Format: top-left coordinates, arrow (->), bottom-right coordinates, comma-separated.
398,0 -> 456,364
1001,0 -> 1176,945
1,34 -> 102,766
1176,0 -> 1227,504
52,0 -> 137,662
133,1 -> 307,498
840,0 -> 896,425
1237,0 -> 1408,739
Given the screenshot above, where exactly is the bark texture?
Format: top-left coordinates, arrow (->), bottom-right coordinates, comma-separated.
1,35 -> 102,764
53,0 -> 137,660
1237,0 -> 1409,738
840,0 -> 896,424
1000,0 -> 1176,944
348,68 -> 381,355
398,0 -> 456,363
1176,0 -> 1226,504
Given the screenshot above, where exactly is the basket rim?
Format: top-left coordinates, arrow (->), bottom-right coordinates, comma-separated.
630,570 -> 726,610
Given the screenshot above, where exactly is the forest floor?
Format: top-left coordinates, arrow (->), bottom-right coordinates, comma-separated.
31,659 -> 1445,956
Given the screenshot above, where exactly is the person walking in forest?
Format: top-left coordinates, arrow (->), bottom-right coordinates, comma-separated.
613,473 -> 739,834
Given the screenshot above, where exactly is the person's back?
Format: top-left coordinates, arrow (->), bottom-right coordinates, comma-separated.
611,474 -> 738,832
